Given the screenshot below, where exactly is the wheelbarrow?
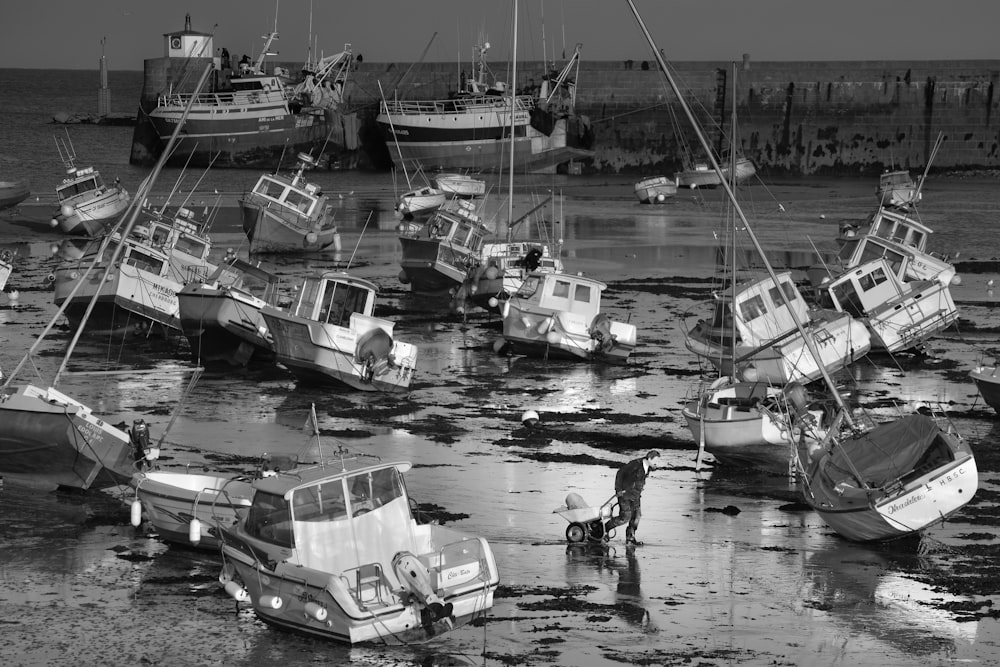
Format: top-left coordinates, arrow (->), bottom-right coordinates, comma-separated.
553,492 -> 619,543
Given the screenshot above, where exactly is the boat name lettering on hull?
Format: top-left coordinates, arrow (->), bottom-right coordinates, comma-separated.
938,466 -> 968,487
885,492 -> 924,515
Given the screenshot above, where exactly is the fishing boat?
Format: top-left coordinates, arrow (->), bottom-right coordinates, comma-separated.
136,14 -> 355,169
52,203 -> 217,336
377,41 -> 593,174
875,134 -> 941,209
397,198 -> 491,294
0,178 -> 30,212
820,257 -> 958,355
626,0 -> 978,542
812,205 -> 956,289
970,364 -> 1000,414
131,469 -> 255,550
497,270 -> 636,362
50,131 -> 130,236
633,175 -> 677,204
261,272 -> 418,392
0,63 -> 216,491
684,271 -> 871,385
177,257 -> 282,366
452,240 -> 563,315
432,172 -> 486,199
240,153 -> 342,254
217,457 -> 500,644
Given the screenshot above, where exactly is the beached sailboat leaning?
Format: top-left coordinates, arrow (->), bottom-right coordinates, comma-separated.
628,0 -> 978,542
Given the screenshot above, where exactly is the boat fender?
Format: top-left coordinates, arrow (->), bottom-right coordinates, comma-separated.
130,498 -> 142,527
303,601 -> 329,622
224,580 -> 251,603
304,232 -> 318,245
189,518 -> 202,545
589,313 -> 616,352
398,270 -> 410,285
492,338 -> 510,355
392,551 -> 454,623
50,218 -> 60,228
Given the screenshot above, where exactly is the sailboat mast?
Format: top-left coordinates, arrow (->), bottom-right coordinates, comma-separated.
625,0 -> 853,423
506,0 -> 518,239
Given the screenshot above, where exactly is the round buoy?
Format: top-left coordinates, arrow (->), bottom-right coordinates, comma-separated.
521,410 -> 539,427
130,499 -> 142,527
398,270 -> 410,285
546,330 -> 560,345
50,218 -> 59,228
488,297 -> 499,309
305,232 -> 318,244
951,274 -> 962,286
485,266 -> 499,280
656,193 -> 665,202
61,204 -> 74,217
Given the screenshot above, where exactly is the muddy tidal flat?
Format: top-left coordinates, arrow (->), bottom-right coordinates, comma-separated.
1,175 -> 999,666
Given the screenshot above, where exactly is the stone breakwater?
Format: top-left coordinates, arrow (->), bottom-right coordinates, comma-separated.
347,58 -> 999,176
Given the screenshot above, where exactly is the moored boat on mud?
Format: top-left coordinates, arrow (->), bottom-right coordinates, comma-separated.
497,270 -> 636,362
217,457 -> 500,644
633,175 -> 677,203
50,131 -> 130,236
261,272 -> 418,392
397,198 -> 491,294
240,153 -> 342,254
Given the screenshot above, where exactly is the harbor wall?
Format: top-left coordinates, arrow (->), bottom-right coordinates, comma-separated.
344,59 -> 1000,176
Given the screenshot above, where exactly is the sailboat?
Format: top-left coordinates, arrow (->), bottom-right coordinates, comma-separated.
628,1 -> 977,542
0,63 -> 216,491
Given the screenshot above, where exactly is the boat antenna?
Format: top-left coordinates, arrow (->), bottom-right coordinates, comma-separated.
624,0 -> 855,428
504,0 -> 519,242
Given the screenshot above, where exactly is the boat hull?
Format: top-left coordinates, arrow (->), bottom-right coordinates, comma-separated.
398,236 -> 475,294
177,286 -> 274,366
240,200 -> 342,254
501,303 -> 636,363
970,366 -> 1000,413
144,107 -> 341,169
676,158 -> 756,189
0,180 -> 30,211
634,176 -> 677,203
133,471 -> 253,550
0,384 -> 134,490
53,187 -> 130,236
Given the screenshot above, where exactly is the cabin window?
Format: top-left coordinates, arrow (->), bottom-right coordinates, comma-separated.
767,281 -> 798,308
255,178 -> 285,200
150,226 -> 170,246
858,267 -> 888,292
832,282 -> 865,318
739,295 -> 767,321
859,244 -> 904,276
245,491 -> 294,547
347,468 -> 404,514
319,282 -> 369,327
292,480 -> 347,522
552,280 -> 571,299
516,275 -> 541,298
175,235 -> 207,258
284,190 -> 314,216
574,284 -> 592,303
125,250 -> 164,274
908,230 -> 925,248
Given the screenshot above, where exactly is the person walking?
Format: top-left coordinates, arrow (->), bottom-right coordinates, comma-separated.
605,450 -> 659,545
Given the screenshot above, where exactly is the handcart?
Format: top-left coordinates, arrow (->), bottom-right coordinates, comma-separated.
553,492 -> 619,543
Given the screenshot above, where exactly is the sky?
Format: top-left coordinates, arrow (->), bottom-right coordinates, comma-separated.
4,1 -> 1000,70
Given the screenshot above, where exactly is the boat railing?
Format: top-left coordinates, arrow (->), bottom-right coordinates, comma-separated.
157,88 -> 287,109
383,94 -> 535,116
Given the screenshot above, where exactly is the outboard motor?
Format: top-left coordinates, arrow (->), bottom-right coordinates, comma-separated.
129,419 -> 156,468
392,551 -> 454,627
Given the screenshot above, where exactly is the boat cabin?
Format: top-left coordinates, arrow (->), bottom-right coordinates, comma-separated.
824,259 -> 905,318
427,199 -> 488,253
115,207 -> 211,281
836,209 -> 953,286
729,272 -> 809,347
480,242 -> 561,273
250,173 -> 323,218
244,462 -> 413,565
514,271 -> 607,318
290,272 -> 376,327
56,167 -> 104,202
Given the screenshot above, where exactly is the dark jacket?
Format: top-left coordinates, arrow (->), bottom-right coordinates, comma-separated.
615,457 -> 650,499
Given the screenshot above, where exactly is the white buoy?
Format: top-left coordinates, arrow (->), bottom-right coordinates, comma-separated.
521,410 -> 539,427
224,581 -> 250,603
130,499 -> 142,527
219,562 -> 235,585
546,330 -> 560,345
488,297 -> 499,309
304,601 -> 328,622
188,518 -> 202,545
259,594 -> 283,610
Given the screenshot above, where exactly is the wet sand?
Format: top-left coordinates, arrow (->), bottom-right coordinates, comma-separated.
0,176 -> 999,666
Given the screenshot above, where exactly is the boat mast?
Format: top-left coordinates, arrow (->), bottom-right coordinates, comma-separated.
625,0 -> 854,425
506,0 -> 518,240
